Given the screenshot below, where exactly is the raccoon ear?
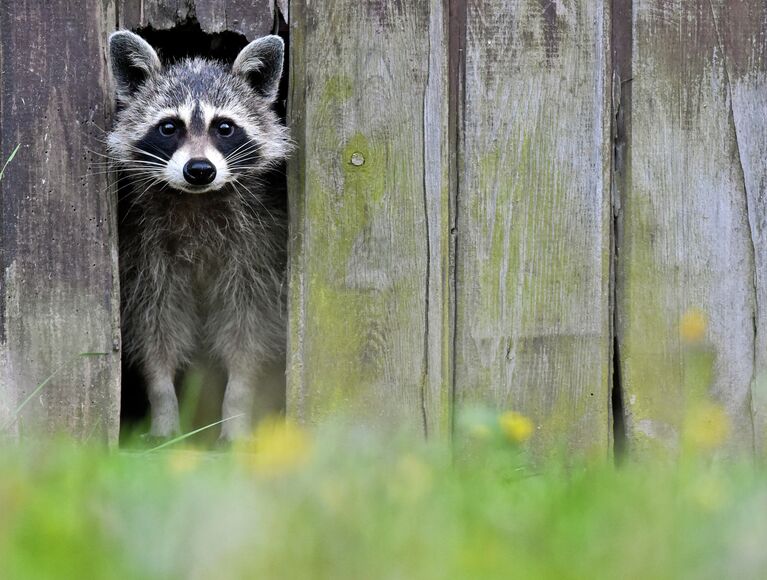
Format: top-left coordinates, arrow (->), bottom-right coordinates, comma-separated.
232,35 -> 284,101
109,30 -> 161,100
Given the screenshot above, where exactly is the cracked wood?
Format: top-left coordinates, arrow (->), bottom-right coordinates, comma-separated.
615,0 -> 761,457
118,0 -> 273,40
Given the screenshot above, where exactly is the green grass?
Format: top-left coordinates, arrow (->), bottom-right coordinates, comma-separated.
0,143 -> 20,181
1,414 -> 766,580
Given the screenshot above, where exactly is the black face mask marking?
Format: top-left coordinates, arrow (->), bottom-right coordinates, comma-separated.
209,118 -> 258,173
134,118 -> 186,164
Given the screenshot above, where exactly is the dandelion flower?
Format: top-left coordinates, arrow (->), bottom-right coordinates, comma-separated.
680,309 -> 707,343
499,411 -> 534,443
237,417 -> 312,477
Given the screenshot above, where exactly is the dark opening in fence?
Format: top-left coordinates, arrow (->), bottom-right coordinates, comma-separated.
115,12 -> 290,442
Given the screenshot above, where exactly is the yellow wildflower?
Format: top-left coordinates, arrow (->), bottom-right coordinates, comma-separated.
499,411 -> 534,443
237,417 -> 312,477
684,401 -> 730,451
680,309 -> 707,343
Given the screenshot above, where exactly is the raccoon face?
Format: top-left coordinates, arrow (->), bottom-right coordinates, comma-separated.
107,31 -> 288,195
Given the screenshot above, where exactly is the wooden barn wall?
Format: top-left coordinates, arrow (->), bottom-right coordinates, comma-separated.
0,1 -> 121,443
287,0 -> 612,454
2,0 -> 767,457
289,0 -> 767,458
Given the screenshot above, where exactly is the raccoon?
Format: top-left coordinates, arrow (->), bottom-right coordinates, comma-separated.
107,31 -> 289,440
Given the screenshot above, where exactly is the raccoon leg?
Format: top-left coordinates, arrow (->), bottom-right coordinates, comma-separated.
145,360 -> 181,437
220,357 -> 258,441
124,259 -> 197,438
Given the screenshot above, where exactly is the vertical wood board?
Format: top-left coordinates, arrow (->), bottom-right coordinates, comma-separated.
0,0 -> 121,442
616,0 -> 756,456
453,0 -> 613,456
712,0 -> 767,455
287,0 -> 451,435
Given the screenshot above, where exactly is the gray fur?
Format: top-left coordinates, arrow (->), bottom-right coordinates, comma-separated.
107,31 -> 289,439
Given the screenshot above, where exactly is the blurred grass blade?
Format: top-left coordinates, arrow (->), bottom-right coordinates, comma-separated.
0,143 -> 20,181
4,352 -> 108,430
144,414 -> 245,453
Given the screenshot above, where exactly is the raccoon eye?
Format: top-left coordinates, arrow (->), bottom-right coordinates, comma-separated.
216,121 -> 235,137
158,121 -> 178,137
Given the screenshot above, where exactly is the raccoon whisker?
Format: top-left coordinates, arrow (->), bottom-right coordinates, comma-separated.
85,169 -> 165,184
224,143 -> 263,166
113,178 -> 163,215
86,149 -> 168,169
87,147 -> 158,161
85,164 -> 164,176
116,143 -> 171,165
84,172 -> 159,183
224,146 -> 255,164
225,154 -> 261,171
226,157 -> 261,171
225,147 -> 260,164
116,164 -> 168,173
84,121 -> 110,135
225,148 -> 262,166
117,174 -> 165,195
228,180 -> 269,232
224,139 -> 261,162
92,153 -> 166,165
85,148 -> 128,161
123,146 -> 171,166
120,176 -> 167,223
231,177 -> 280,227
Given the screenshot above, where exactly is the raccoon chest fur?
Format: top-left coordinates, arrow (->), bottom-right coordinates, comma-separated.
119,191 -> 287,367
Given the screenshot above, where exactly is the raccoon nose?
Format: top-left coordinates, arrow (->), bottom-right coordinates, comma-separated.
183,158 -> 217,186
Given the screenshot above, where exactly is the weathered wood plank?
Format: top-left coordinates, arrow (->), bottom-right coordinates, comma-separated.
0,0 -> 121,442
454,0 -> 613,456
118,0 -> 190,30
287,0 -> 451,435
710,0 -> 767,456
616,0 -> 756,456
118,0 -> 273,40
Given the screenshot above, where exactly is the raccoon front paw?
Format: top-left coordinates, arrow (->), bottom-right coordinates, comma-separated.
149,414 -> 180,438
219,415 -> 251,443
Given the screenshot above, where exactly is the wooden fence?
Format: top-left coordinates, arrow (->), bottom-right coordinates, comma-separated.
1,0 -> 765,458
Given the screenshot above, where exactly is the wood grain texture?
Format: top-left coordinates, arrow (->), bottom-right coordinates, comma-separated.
287,0 -> 451,435
454,0 -> 613,456
118,0 -> 273,39
711,1 -> 767,456
0,0 -> 121,442
616,0 -> 757,456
